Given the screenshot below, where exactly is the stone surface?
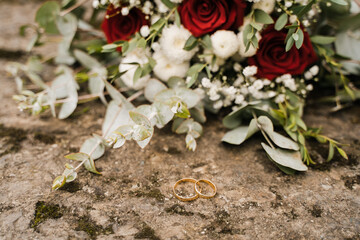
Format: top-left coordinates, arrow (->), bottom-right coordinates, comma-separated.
0,2 -> 359,240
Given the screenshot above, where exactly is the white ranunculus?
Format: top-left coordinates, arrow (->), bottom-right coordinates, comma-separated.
211,30 -> 239,59
160,24 -> 198,64
152,51 -> 189,82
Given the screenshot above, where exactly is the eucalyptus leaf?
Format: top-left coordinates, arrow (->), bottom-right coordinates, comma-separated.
254,9 -> 274,24
175,88 -> 200,109
52,175 -> 66,190
144,78 -> 167,102
65,152 -> 90,161
257,116 -> 300,151
55,13 -> 77,65
153,102 -> 174,128
275,13 -> 288,31
113,136 -> 126,149
58,78 -> 78,119
262,143 -> 308,171
103,80 -> 134,109
222,104 -> 249,129
135,105 -> 157,126
136,126 -> 154,149
167,77 -> 186,89
311,35 -> 336,45
89,67 -> 107,105
274,163 -> 296,175
222,119 -> 259,145
129,111 -> 152,130
114,125 -> 133,137
80,137 -> 105,160
189,103 -> 206,124
102,101 -> 132,138
185,133 -> 197,151
51,73 -> 70,99
84,156 -> 101,174
327,142 -> 335,161
35,1 -> 60,34
74,49 -> 101,69
132,125 -> 152,141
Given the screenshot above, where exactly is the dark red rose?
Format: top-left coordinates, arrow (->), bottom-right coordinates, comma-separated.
248,25 -> 318,80
178,0 -> 247,37
101,5 -> 148,44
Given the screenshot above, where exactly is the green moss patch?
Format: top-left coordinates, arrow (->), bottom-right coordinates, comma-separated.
30,201 -> 64,229
134,222 -> 160,240
75,216 -> 113,239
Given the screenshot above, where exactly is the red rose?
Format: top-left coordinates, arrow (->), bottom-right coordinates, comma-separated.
178,0 -> 247,37
101,5 -> 148,44
248,25 -> 318,80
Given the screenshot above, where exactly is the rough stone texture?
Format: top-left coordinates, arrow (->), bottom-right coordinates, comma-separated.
0,2 -> 359,240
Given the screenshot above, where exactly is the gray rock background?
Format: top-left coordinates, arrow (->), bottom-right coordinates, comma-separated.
0,1 -> 359,239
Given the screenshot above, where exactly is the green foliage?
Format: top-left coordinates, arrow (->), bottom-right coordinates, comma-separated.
8,0 -> 356,188
35,1 -> 60,34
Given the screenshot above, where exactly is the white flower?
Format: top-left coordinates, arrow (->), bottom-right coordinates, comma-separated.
208,87 -> 220,101
119,48 -> 151,90
240,86 -> 249,95
237,31 -> 261,57
154,0 -> 168,13
235,94 -> 245,104
289,15 -> 298,24
233,63 -> 242,72
263,79 -> 271,85
275,94 -> 286,103
267,91 -> 277,98
213,100 -> 223,109
160,25 -> 197,64
143,1 -> 153,14
140,25 -> 150,37
253,0 -> 275,14
243,66 -> 258,77
309,65 -> 319,76
233,75 -> 245,87
304,71 -> 313,80
283,77 -> 297,91
285,1 -> 293,8
203,50 -> 225,72
152,51 -> 189,82
121,7 -> 129,16
253,79 -> 264,90
201,78 -> 212,88
222,86 -> 237,96
306,84 -> 314,91
92,0 -> 99,8
211,30 -> 239,59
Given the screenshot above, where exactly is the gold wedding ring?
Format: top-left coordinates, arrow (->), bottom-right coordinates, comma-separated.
194,179 -> 217,199
173,178 -> 217,202
173,178 -> 199,202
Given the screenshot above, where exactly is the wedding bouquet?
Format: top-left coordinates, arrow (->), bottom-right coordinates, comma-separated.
6,0 -> 360,190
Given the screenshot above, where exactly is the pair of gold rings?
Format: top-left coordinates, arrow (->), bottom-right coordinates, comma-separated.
173,178 -> 217,202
